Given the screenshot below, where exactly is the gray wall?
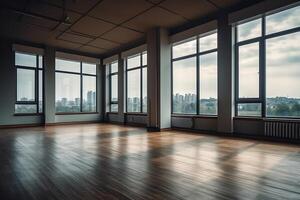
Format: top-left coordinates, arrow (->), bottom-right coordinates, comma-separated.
0,38 -> 43,126
0,38 -> 102,126
172,117 -> 217,132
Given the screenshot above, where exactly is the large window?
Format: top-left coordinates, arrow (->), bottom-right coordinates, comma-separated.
108,61 -> 118,112
235,5 -> 300,118
14,52 -> 43,114
126,52 -> 147,113
55,59 -> 97,113
172,31 -> 218,115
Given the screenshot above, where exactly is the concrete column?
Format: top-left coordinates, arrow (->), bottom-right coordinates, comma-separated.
44,46 -> 56,124
217,14 -> 234,133
118,54 -> 125,123
147,28 -> 171,131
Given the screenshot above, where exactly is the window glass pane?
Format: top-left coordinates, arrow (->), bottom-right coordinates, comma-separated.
111,74 -> 118,102
142,52 -> 147,66
127,54 -> 140,69
142,67 -> 147,113
127,69 -> 141,112
266,32 -> 300,117
39,70 -> 43,113
237,103 -> 261,117
173,57 -> 197,114
111,104 -> 118,112
82,76 -> 96,112
266,6 -> 300,35
82,63 -> 96,75
237,18 -> 261,42
15,52 -> 36,68
199,33 -> 217,52
15,104 -> 37,114
55,73 -> 81,112
55,58 -> 80,73
17,68 -> 35,101
199,52 -> 217,115
111,62 -> 118,73
38,55 -> 43,68
238,42 -> 259,98
173,39 -> 196,59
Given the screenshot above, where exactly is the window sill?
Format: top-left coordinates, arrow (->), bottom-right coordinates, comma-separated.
125,112 -> 147,116
234,116 -> 263,121
55,112 -> 99,115
263,117 -> 300,122
172,114 -> 217,118
106,112 -> 118,114
234,116 -> 300,122
14,113 -> 43,116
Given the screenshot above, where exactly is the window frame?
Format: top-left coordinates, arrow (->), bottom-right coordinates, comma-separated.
125,52 -> 147,114
171,31 -> 218,116
14,51 -> 44,115
108,61 -> 118,113
55,58 -> 97,114
234,5 -> 300,119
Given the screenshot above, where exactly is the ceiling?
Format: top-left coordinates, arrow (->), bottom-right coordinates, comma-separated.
0,0 -> 258,56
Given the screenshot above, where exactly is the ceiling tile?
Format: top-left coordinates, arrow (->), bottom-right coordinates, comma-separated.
1,0 -> 28,10
90,38 -> 120,49
29,3 -> 82,24
0,19 -> 53,44
47,39 -> 82,50
64,0 -> 100,14
159,0 -> 218,20
58,32 -> 93,44
71,16 -> 115,37
79,45 -> 106,54
40,0 -> 99,14
123,7 -> 187,32
89,0 -> 153,24
29,2 -> 65,20
21,15 -> 57,30
101,27 -> 144,44
147,0 -> 165,4
210,0 -> 241,8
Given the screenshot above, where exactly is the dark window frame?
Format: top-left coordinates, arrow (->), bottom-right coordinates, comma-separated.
125,52 -> 147,114
14,51 -> 44,114
171,31 -> 218,116
235,5 -> 300,119
55,58 -> 97,114
108,61 -> 118,113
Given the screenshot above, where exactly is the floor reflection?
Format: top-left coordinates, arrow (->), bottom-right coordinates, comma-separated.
0,123 -> 299,199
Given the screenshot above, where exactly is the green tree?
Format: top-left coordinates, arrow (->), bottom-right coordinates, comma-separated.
274,103 -> 290,116
291,103 -> 300,116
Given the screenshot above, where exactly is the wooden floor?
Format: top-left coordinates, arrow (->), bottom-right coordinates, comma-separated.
0,123 -> 300,200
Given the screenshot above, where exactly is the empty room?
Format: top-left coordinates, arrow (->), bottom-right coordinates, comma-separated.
1,0 -> 300,199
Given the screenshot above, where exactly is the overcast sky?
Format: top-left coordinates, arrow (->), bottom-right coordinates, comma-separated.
239,5 -> 300,98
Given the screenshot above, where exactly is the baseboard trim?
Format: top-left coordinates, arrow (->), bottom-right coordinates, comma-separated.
147,127 -> 161,132
0,123 -> 43,129
45,120 -> 101,126
171,126 -> 300,145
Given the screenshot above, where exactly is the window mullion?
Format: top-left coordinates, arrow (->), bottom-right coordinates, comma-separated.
80,62 -> 83,113
125,59 -> 128,113
261,15 -> 266,118
109,64 -> 112,112
235,26 -> 239,117
196,36 -> 200,115
36,55 -> 39,113
140,53 -> 143,113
